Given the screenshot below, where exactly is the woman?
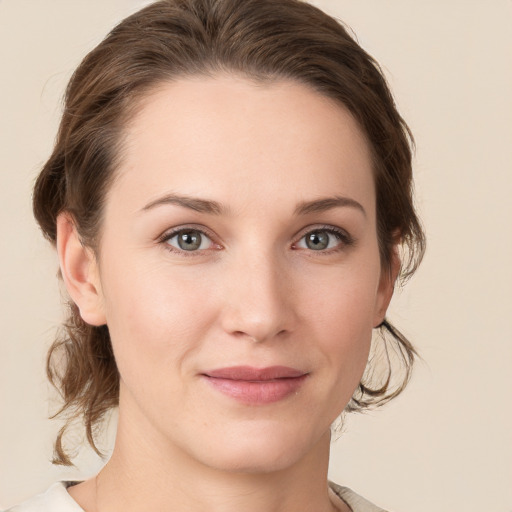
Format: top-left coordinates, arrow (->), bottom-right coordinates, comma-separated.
9,0 -> 425,511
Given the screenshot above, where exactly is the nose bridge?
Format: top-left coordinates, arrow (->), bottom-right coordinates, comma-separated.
221,245 -> 295,342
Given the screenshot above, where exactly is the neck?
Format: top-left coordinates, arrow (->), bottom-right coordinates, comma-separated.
89,400 -> 340,512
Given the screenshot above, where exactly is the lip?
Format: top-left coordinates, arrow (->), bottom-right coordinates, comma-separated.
201,366 -> 308,405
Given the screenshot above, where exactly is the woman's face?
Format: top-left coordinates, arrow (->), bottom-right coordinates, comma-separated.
77,75 -> 394,472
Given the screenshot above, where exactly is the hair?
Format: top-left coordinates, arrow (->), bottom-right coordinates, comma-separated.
33,0 -> 425,465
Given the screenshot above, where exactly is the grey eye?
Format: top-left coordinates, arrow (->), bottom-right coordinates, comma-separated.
305,231 -> 330,250
295,229 -> 345,251
167,230 -> 212,251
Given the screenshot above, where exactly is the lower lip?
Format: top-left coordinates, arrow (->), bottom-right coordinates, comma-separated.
202,375 -> 308,405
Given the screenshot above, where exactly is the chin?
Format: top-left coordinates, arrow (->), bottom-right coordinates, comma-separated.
201,445 -> 303,474
182,420 -> 328,474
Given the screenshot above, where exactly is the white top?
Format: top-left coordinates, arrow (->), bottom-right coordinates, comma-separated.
4,483 -> 83,512
5,481 -> 388,512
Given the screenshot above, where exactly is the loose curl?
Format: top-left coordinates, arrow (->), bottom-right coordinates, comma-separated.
34,0 -> 425,465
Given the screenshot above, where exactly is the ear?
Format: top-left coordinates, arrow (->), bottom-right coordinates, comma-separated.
374,245 -> 401,327
56,213 -> 106,326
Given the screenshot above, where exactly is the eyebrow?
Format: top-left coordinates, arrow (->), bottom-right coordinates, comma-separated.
141,193 -> 365,217
142,193 -> 224,215
294,196 -> 366,217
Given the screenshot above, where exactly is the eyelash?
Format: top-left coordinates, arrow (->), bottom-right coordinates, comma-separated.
158,225 -> 219,257
158,224 -> 355,256
292,225 -> 355,253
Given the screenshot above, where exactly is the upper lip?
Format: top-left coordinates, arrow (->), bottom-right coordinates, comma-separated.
203,366 -> 306,381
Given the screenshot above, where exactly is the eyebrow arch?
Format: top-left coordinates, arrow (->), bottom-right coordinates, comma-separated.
295,196 -> 366,217
141,193 -> 224,215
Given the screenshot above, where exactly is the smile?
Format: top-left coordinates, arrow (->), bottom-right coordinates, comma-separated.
201,366 -> 309,405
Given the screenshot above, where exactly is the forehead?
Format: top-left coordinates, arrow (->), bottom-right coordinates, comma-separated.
111,74 -> 375,215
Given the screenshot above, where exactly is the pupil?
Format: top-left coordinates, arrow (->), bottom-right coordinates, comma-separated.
178,231 -> 201,251
306,231 -> 328,250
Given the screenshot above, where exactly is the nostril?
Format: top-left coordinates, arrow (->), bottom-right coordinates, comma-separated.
233,329 -> 289,344
233,332 -> 261,343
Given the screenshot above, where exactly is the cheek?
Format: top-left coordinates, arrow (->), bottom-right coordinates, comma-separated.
99,258 -> 216,386
315,289 -> 374,373
298,258 -> 381,380
301,256 -> 381,334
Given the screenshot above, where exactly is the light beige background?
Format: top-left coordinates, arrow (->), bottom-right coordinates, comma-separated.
1,1 -> 511,510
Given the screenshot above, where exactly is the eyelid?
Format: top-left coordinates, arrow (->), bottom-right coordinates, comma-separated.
292,224 -> 355,251
157,224 -> 222,254
156,223 -> 355,255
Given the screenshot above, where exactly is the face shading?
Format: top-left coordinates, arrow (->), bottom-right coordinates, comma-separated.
82,74 -> 394,473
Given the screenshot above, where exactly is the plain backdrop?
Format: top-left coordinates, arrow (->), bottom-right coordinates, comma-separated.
1,1 -> 511,511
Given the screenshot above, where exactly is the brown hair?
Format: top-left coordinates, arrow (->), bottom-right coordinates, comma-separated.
33,0 -> 425,465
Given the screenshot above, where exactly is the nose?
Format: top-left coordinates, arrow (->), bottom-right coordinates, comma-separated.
219,250 -> 297,343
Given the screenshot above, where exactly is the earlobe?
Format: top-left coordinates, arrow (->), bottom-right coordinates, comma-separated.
56,213 -> 106,326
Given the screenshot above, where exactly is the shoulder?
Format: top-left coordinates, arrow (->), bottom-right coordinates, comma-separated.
329,481 -> 390,512
4,482 -> 84,512
6,481 -> 389,512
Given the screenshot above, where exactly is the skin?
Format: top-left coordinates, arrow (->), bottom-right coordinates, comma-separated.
58,75 -> 397,512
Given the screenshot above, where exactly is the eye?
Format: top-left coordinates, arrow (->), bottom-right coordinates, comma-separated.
164,229 -> 214,252
294,227 -> 352,252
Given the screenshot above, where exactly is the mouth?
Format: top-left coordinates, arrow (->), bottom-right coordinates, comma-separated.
201,366 -> 309,405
